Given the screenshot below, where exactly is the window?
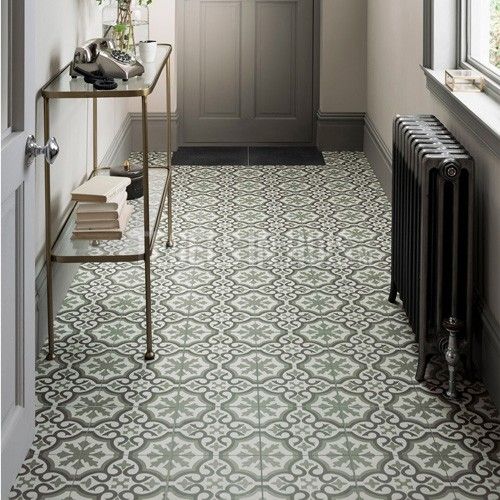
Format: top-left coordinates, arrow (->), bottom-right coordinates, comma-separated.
463,0 -> 500,87
422,0 -> 500,154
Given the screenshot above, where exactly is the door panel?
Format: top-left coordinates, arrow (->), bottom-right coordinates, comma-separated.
1,186 -> 26,424
182,0 -> 313,144
255,1 -> 297,117
200,1 -> 242,117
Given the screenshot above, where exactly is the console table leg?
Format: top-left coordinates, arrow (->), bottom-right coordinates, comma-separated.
144,256 -> 154,361
166,171 -> 173,248
142,96 -> 155,361
166,58 -> 174,248
92,97 -> 98,173
44,97 -> 55,361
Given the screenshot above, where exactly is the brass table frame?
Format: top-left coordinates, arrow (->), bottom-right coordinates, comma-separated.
41,44 -> 173,362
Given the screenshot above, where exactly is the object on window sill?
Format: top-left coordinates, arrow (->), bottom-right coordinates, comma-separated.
445,69 -> 485,93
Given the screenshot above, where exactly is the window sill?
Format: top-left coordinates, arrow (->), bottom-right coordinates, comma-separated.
422,67 -> 500,157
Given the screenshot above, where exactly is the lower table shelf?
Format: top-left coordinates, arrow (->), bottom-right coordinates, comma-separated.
51,168 -> 170,263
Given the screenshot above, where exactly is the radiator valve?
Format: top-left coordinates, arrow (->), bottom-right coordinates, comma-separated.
443,316 -> 463,400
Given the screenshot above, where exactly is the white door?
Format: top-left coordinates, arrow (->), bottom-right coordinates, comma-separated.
1,0 -> 39,495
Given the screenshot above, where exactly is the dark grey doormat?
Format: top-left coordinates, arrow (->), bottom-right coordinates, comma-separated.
172,147 -> 247,166
172,146 -> 325,166
249,147 -> 325,166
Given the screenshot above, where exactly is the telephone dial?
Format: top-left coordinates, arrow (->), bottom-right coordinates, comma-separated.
70,38 -> 144,86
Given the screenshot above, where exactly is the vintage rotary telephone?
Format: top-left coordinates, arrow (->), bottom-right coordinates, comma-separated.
70,38 -> 144,87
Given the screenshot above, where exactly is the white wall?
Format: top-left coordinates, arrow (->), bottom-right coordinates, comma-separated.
35,0 -> 129,272
366,0 -> 500,402
319,0 -> 366,113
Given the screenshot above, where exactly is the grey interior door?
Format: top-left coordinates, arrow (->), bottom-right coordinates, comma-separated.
1,0 -> 37,495
182,0 -> 314,144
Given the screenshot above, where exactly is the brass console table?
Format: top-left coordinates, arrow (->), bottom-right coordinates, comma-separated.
41,44 -> 173,362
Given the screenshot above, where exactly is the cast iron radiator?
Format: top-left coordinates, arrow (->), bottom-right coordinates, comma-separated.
388,115 -> 474,399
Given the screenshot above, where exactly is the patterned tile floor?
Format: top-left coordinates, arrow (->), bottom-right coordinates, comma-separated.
11,152 -> 500,499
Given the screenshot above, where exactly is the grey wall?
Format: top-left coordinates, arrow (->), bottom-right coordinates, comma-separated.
316,0 -> 367,150
319,0 -> 366,113
365,0 -> 500,406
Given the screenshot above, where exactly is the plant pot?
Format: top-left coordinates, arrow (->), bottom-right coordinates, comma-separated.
139,40 -> 157,63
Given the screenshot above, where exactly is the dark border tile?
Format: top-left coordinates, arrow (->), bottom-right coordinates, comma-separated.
172,147 -> 247,166
249,147 -> 325,166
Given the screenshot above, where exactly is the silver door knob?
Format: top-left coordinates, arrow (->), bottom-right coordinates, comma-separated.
25,135 -> 59,166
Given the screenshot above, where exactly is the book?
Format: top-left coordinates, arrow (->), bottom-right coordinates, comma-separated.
76,210 -> 121,222
71,176 -> 131,203
76,194 -> 127,222
72,204 -> 133,240
75,216 -> 124,230
76,191 -> 128,214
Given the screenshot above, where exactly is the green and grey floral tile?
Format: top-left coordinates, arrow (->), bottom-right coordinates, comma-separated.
10,152 -> 500,499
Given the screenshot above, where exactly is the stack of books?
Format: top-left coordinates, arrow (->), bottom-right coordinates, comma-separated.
71,176 -> 133,240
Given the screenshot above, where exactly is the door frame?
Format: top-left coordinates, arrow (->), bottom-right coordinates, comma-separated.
175,0 -> 321,147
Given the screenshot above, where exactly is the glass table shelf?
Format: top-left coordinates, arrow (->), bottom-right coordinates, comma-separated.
51,168 -> 169,263
42,44 -> 172,99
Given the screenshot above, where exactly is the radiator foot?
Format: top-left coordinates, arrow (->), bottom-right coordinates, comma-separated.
388,281 -> 398,303
443,317 -> 462,400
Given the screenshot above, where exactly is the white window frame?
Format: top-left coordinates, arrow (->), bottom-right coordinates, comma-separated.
459,0 -> 500,97
422,0 -> 500,154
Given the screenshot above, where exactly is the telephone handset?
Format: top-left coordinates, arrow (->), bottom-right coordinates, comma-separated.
70,38 -> 144,82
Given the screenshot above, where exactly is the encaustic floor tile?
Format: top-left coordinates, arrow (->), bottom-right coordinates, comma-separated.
10,152 -> 500,498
